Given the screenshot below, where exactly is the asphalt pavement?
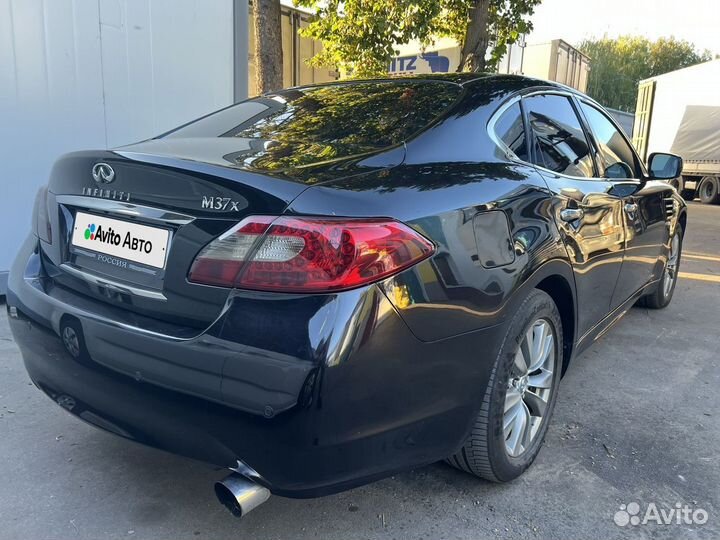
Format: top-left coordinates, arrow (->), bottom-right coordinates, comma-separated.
0,202 -> 718,540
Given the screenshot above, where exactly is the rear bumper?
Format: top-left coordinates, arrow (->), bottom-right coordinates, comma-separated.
7,235 -> 505,497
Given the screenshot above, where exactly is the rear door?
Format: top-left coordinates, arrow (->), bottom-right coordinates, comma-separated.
575,99 -> 669,307
522,92 -> 626,337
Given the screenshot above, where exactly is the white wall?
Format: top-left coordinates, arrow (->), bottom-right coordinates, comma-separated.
0,0 -> 240,288
646,60 -> 720,154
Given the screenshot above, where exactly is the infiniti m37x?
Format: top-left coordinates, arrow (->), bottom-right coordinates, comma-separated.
7,74 -> 685,514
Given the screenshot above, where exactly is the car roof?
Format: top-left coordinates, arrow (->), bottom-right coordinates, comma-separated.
283,73 -> 587,98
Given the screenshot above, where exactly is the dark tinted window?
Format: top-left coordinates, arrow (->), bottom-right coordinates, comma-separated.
165,82 -> 462,170
493,102 -> 529,161
579,102 -> 640,179
524,94 -> 595,178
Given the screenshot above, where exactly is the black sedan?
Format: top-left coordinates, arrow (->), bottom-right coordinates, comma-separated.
7,74 -> 686,516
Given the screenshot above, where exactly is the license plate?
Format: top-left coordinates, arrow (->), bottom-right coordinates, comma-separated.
71,211 -> 169,269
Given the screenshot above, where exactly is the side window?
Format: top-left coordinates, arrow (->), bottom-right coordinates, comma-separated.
579,102 -> 640,179
493,102 -> 529,162
523,94 -> 595,178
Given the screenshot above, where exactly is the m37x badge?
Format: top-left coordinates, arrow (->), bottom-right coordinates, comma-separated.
201,196 -> 247,212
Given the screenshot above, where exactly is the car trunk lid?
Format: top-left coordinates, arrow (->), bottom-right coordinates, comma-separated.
40,145 -> 402,329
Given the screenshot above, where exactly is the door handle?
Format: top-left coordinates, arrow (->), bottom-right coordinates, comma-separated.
560,208 -> 584,222
624,203 -> 638,214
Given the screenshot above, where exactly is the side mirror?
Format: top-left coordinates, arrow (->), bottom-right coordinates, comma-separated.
647,152 -> 683,180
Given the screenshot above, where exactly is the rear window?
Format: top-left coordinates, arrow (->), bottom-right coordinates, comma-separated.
164,81 -> 462,169
493,102 -> 529,162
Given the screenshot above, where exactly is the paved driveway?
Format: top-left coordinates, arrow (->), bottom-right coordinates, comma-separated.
1,202 -> 718,540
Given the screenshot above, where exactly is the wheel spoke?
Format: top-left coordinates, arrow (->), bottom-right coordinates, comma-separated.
528,368 -> 553,389
513,347 -> 528,375
519,401 -> 533,450
523,389 -> 548,417
542,336 -> 554,368
530,322 -> 546,367
504,387 -> 522,413
521,334 -> 533,373
529,332 -> 553,372
505,401 -> 528,456
503,400 -> 523,436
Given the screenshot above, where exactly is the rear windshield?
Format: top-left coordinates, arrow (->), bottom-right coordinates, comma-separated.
164,81 -> 462,169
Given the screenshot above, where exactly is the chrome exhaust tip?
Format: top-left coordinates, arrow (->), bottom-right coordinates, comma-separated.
214,473 -> 271,518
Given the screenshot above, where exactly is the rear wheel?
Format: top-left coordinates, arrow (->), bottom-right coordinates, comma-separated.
638,225 -> 683,309
448,289 -> 562,482
698,176 -> 720,204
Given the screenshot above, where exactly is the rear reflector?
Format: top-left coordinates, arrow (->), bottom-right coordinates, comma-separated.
188,216 -> 435,292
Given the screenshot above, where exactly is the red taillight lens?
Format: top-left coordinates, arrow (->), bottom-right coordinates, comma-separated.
187,217 -> 274,287
188,216 -> 435,292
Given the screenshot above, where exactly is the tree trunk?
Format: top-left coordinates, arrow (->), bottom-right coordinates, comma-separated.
457,0 -> 491,72
253,0 -> 283,94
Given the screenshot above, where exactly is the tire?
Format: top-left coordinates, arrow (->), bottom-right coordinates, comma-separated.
698,176 -> 720,204
447,289 -> 562,482
668,177 -> 683,193
679,188 -> 695,201
638,224 -> 683,309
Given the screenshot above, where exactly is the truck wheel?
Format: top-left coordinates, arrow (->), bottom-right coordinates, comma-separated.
698,176 -> 720,204
447,289 -> 562,482
680,188 -> 696,201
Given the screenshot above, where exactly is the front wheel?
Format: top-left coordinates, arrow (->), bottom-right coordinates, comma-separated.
447,289 -> 562,482
638,225 -> 683,309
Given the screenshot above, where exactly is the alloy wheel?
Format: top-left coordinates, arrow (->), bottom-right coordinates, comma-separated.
663,233 -> 680,297
503,319 -> 556,458
62,326 -> 80,358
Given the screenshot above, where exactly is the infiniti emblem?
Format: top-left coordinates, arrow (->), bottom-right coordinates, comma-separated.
92,162 -> 115,184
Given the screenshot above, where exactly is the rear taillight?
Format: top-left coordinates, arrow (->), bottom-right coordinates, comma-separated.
33,186 -> 53,244
188,216 -> 435,292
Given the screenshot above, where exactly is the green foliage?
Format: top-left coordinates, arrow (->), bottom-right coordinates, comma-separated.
294,0 -> 541,77
579,36 -> 712,112
484,0 -> 542,69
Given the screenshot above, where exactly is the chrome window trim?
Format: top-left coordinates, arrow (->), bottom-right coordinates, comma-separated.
487,89 -> 611,182
486,95 -> 524,162
574,97 -> 648,179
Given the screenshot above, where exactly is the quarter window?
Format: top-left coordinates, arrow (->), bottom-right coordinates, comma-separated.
523,94 -> 595,178
493,102 -> 529,162
579,102 -> 640,179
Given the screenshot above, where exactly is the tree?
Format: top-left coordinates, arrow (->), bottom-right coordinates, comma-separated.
294,0 -> 542,78
578,36 -> 712,112
253,0 -> 283,93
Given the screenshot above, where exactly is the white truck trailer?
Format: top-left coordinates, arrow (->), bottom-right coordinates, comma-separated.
633,59 -> 720,204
